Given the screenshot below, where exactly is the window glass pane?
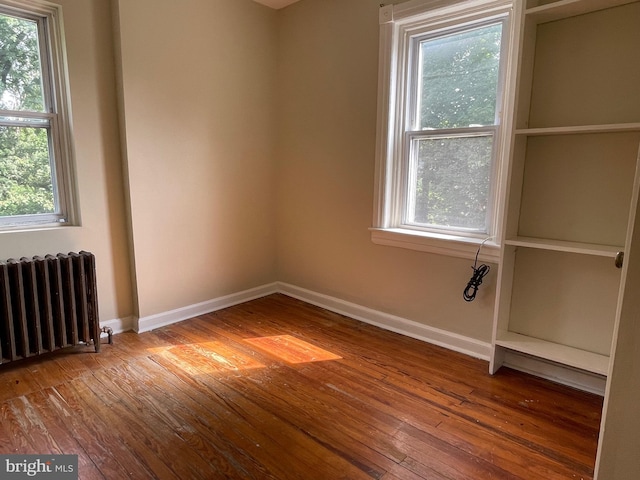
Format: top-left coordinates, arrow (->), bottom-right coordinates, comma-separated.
0,125 -> 55,216
418,22 -> 502,130
0,14 -> 45,112
407,134 -> 493,231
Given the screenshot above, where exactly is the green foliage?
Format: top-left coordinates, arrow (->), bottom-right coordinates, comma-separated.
419,23 -> 502,129
0,13 -> 54,218
412,135 -> 492,230
0,14 -> 44,111
0,126 -> 53,216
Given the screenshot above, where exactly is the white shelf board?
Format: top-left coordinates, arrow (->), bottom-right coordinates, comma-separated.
515,123 -> 640,136
495,331 -> 610,376
505,236 -> 623,257
526,0 -> 638,24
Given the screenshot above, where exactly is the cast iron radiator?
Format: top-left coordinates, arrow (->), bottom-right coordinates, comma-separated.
0,251 -> 110,365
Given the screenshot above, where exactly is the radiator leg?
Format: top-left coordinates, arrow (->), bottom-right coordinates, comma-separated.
94,326 -> 113,352
101,326 -> 113,345
93,327 -> 113,353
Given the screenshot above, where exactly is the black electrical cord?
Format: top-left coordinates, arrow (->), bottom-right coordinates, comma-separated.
463,263 -> 490,302
463,240 -> 491,302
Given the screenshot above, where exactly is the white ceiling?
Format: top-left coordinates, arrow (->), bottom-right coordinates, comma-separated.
253,0 -> 300,9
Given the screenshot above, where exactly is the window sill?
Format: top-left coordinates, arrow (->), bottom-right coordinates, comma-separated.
370,227 -> 500,263
0,222 -> 76,234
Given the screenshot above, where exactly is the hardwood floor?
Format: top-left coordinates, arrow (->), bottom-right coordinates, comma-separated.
0,294 -> 602,479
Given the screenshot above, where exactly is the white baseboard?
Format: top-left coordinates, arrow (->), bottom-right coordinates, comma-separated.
135,282 -> 279,333
276,282 -> 492,361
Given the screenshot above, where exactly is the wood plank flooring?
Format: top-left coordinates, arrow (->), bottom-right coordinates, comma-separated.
0,294 -> 602,479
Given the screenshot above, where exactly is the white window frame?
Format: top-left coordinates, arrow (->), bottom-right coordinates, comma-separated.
372,0 -> 515,262
0,0 -> 77,230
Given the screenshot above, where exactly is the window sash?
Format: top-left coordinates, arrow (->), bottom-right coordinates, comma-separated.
402,127 -> 498,235
0,1 -> 75,228
0,111 -> 53,126
393,11 -> 508,237
372,0 -> 514,261
408,18 -> 505,132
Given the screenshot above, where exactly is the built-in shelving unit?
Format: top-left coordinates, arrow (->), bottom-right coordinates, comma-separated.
490,0 -> 640,380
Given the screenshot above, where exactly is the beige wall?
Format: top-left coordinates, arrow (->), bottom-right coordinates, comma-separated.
113,0 -> 279,319
0,0 -> 495,340
0,0 -> 133,323
275,0 -> 497,342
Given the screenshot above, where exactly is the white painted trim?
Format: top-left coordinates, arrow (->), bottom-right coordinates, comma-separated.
277,282 -> 492,361
372,0 -> 513,259
502,350 -> 606,396
371,227 -> 500,263
391,0 -> 512,23
135,283 -> 279,333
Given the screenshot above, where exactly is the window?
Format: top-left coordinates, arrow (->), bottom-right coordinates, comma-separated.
0,1 -> 76,228
372,0 -> 513,261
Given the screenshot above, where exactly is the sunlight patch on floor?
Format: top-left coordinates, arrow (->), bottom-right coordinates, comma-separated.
244,335 -> 342,364
146,342 -> 265,372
